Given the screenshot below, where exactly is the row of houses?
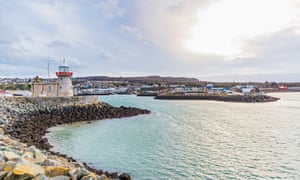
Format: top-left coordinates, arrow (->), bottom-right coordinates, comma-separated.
139,83 -> 296,96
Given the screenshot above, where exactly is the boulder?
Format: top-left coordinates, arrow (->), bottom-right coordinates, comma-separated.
0,119 -> 8,126
80,173 -> 98,180
69,167 -> 90,179
34,149 -> 47,164
1,161 -> 16,172
2,136 -> 10,144
70,161 -> 84,168
0,171 -> 7,179
11,158 -> 44,178
42,159 -> 59,166
3,151 -> 20,161
119,173 -> 131,180
98,175 -> 108,180
7,139 -> 22,149
68,168 -> 80,180
3,163 -> 13,173
44,166 -> 70,177
22,151 -> 34,160
0,140 -> 6,147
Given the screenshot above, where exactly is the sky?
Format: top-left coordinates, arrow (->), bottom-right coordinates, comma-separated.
0,0 -> 300,82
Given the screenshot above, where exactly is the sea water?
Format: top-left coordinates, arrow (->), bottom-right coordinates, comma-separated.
46,93 -> 300,179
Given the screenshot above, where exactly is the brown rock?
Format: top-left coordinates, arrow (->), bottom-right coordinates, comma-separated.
12,159 -> 44,178
44,166 -> 70,177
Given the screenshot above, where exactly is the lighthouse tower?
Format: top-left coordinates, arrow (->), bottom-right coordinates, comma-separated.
56,62 -> 73,97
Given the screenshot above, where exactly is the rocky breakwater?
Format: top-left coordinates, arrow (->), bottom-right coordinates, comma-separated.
0,96 -> 150,180
155,94 -> 280,102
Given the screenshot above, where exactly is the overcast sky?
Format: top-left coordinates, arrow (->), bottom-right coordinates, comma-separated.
1,0 -> 300,81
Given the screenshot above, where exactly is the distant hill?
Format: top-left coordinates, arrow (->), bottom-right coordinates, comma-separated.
72,76 -> 300,87
73,75 -> 201,85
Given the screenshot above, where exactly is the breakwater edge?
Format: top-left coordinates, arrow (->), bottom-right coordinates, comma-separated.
0,96 -> 150,179
155,94 -> 279,102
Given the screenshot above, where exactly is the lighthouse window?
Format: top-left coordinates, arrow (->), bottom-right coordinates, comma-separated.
60,86 -> 62,89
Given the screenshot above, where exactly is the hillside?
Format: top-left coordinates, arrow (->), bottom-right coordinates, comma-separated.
73,76 -> 201,85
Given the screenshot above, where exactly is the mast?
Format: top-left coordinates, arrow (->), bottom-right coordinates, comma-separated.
47,62 -> 50,82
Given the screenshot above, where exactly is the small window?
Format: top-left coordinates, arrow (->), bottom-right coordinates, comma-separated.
48,86 -> 51,91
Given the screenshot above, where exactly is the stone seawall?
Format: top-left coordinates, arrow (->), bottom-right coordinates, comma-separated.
0,96 -> 150,180
26,96 -> 100,106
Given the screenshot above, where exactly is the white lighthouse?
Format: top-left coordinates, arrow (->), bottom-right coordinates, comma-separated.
56,62 -> 73,97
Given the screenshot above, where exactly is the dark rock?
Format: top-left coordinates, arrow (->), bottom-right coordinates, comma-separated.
119,173 -> 131,180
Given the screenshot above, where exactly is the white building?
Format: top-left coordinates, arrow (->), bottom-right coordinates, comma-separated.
32,63 -> 73,97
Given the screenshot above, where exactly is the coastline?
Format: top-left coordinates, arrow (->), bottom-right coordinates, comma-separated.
0,96 -> 150,179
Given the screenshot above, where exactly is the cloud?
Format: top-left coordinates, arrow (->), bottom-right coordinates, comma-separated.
184,0 -> 300,57
242,28 -> 300,57
134,0 -> 300,59
120,25 -> 143,40
120,49 -> 134,56
95,0 -> 126,19
98,51 -> 113,61
47,40 -> 71,48
0,0 -> 300,81
0,27 -> 19,45
132,1 -> 216,57
27,0 -> 88,42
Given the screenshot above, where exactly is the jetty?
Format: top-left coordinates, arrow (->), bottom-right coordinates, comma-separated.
155,94 -> 279,102
0,96 -> 150,179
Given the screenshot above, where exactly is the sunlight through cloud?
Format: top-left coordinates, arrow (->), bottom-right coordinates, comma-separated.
185,0 -> 299,57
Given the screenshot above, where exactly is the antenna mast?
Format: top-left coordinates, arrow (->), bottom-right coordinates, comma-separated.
47,62 -> 50,82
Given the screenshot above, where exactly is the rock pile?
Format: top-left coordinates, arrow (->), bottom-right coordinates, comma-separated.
0,133 -> 108,179
0,96 -> 149,179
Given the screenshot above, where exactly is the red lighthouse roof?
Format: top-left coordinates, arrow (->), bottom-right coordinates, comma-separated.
56,71 -> 73,77
56,63 -> 73,77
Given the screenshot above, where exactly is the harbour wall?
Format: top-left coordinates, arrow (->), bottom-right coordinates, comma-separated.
24,96 -> 100,107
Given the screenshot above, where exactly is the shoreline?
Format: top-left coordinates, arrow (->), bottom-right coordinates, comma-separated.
0,96 -> 150,179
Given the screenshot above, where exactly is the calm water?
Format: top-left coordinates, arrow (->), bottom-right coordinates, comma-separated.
46,93 -> 300,179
